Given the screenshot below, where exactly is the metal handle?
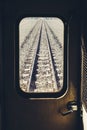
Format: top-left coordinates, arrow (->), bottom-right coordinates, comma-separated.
60,101 -> 78,116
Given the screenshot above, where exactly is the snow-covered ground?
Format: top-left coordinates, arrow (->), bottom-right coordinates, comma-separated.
19,17 -> 38,45
19,17 -> 64,45
45,18 -> 64,46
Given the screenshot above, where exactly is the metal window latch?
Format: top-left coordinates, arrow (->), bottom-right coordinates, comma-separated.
60,101 -> 78,116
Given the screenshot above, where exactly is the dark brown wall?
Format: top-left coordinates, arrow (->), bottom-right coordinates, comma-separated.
0,0 -> 85,130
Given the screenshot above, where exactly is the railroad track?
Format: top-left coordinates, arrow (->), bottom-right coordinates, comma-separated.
20,20 -> 43,92
44,21 -> 63,89
20,19 -> 63,93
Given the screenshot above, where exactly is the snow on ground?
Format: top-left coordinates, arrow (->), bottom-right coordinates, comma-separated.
19,17 -> 38,45
45,18 -> 64,46
19,17 -> 64,46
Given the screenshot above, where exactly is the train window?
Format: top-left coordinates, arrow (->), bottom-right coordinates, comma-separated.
18,17 -> 66,97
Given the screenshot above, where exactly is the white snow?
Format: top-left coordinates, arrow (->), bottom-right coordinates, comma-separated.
19,17 -> 64,45
45,18 -> 64,45
19,17 -> 38,45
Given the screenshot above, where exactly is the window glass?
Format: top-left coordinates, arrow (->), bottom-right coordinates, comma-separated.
19,17 -> 64,93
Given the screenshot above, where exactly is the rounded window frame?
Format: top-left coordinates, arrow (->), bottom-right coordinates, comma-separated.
15,16 -> 69,99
